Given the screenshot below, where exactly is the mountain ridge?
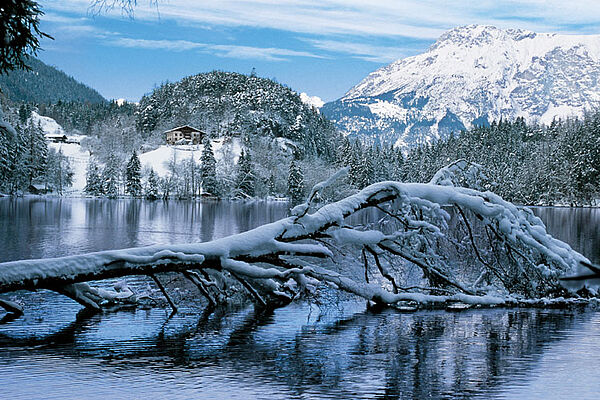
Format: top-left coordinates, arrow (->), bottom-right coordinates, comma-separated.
323,25 -> 600,148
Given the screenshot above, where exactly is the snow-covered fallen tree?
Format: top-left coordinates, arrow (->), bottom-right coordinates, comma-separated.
0,160 -> 596,317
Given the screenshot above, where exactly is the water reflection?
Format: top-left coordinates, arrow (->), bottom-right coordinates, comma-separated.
531,207 -> 600,264
1,198 -> 598,264
0,302 -> 596,399
0,198 -> 290,262
1,199 -> 600,399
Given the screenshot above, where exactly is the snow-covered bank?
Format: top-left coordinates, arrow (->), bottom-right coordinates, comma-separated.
31,112 -> 246,194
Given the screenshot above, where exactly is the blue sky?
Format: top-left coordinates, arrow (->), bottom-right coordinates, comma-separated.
37,0 -> 600,102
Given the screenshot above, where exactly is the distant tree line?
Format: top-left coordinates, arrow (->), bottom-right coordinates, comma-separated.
339,113 -> 600,205
402,115 -> 600,205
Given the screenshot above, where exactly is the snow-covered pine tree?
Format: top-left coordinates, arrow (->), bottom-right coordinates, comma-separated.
0,126 -> 10,191
347,141 -> 362,187
18,104 -> 31,124
23,121 -> 48,186
361,147 -> 375,188
102,154 -> 121,198
6,125 -> 28,193
145,168 -> 160,200
200,137 -> 219,197
289,115 -> 305,149
348,141 -> 374,189
125,150 -> 142,197
235,149 -> 255,198
287,158 -> 304,205
85,159 -> 103,195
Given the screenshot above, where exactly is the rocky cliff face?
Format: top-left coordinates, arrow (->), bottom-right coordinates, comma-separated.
322,25 -> 600,148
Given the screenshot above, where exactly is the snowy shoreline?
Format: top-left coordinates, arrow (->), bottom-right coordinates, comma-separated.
4,193 -> 598,208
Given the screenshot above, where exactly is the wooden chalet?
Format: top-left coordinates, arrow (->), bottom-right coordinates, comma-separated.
164,125 -> 205,145
45,134 -> 68,143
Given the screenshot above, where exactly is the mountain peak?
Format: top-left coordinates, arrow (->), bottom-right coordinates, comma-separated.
323,26 -> 600,148
430,25 -> 537,51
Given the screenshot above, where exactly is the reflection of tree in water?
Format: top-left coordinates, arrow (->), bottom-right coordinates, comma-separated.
233,201 -> 290,236
533,207 -> 600,264
200,202 -> 216,242
124,199 -> 141,245
0,197 -> 74,261
0,306 -> 588,398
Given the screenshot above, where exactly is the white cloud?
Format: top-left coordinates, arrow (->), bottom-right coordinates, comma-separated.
39,0 -> 600,65
111,38 -> 205,51
42,0 -> 600,40
304,39 -> 421,63
109,37 -> 325,61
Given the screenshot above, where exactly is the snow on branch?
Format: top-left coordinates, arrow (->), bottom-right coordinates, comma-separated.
429,159 -> 491,189
0,162 -> 594,317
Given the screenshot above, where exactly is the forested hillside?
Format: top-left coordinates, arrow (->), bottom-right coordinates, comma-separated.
400,115 -> 600,205
136,71 -> 339,159
3,63 -> 597,205
341,114 -> 600,205
22,71 -> 342,199
0,58 -> 106,104
38,101 -> 135,134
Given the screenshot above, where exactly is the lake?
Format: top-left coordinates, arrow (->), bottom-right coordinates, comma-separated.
0,198 -> 599,399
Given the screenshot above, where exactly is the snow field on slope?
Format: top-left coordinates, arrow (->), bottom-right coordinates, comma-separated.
138,138 -> 242,177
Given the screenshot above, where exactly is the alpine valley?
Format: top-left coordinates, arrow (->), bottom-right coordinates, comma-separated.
322,25 -> 600,148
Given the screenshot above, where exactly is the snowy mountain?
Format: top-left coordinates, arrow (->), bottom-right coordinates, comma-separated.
322,25 -> 600,148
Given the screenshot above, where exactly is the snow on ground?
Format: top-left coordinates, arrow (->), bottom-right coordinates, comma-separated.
365,100 -> 408,121
30,112 -> 89,193
539,104 -> 583,125
31,111 -> 244,192
139,137 -> 242,177
49,141 -> 90,193
30,111 -> 65,136
299,93 -> 324,109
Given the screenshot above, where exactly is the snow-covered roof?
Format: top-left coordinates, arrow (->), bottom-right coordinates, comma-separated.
163,125 -> 204,134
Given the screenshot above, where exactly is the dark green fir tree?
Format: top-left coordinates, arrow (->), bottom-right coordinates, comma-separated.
125,151 -> 142,197
236,149 -> 255,198
84,159 -> 103,195
145,169 -> 160,200
287,158 -> 304,205
200,137 -> 219,196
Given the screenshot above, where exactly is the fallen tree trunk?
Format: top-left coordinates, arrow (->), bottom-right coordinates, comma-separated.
0,161 -> 595,316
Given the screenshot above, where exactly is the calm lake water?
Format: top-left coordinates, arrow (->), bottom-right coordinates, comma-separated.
0,198 -> 599,400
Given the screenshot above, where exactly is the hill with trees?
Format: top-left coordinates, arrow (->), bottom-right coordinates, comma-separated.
136,71 -> 339,160
0,58 -> 106,104
38,71 -> 342,200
